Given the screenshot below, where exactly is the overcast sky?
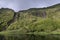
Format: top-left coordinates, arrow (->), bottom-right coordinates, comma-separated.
0,0 -> 60,11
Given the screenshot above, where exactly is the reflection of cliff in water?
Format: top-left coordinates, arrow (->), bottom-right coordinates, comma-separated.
0,34 -> 60,40
0,35 -> 5,40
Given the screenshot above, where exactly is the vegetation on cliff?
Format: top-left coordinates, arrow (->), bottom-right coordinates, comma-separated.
0,4 -> 60,34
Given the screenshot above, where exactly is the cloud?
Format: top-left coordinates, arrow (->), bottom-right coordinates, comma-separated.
0,0 -> 60,11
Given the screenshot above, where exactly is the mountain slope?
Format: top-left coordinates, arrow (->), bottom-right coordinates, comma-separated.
0,4 -> 60,33
0,8 -> 14,31
7,4 -> 60,33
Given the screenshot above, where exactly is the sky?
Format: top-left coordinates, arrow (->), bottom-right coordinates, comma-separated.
0,0 -> 60,12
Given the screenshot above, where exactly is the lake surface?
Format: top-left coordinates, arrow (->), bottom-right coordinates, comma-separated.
0,34 -> 60,40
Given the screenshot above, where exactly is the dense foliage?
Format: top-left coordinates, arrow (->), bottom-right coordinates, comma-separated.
0,8 -> 14,31
6,4 -> 60,33
0,3 -> 60,40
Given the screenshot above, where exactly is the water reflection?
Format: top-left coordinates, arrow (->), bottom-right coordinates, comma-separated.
0,34 -> 60,40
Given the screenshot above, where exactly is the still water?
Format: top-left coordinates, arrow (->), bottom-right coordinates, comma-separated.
0,34 -> 60,40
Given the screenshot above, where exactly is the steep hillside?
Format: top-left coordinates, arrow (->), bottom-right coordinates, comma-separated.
7,4 -> 60,33
0,8 -> 14,31
0,4 -> 60,33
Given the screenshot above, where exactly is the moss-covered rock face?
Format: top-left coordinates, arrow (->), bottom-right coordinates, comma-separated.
0,4 -> 60,33
7,4 -> 60,33
0,8 -> 14,31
